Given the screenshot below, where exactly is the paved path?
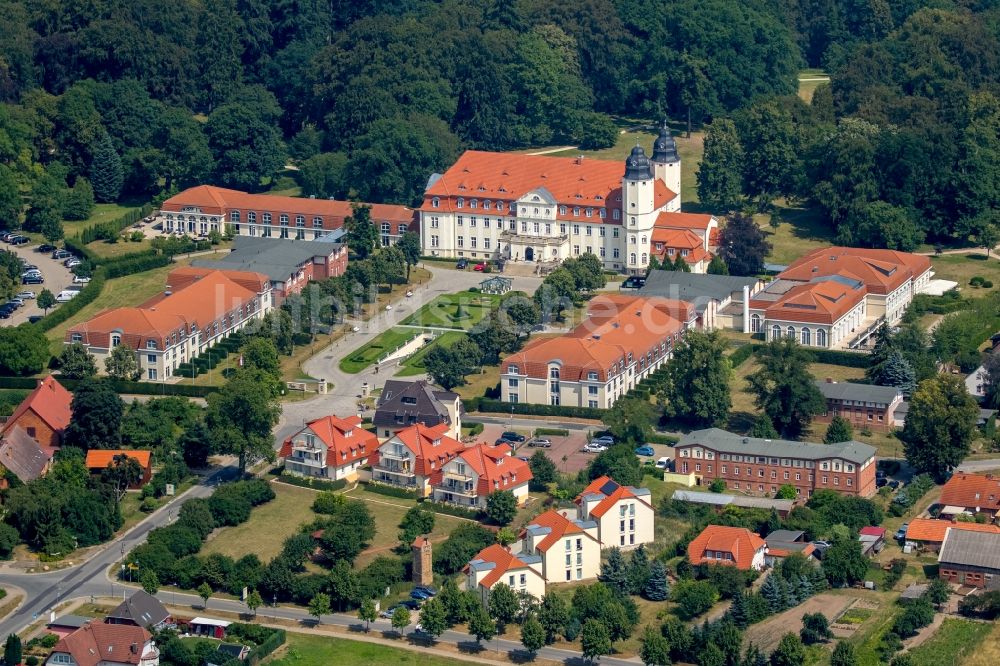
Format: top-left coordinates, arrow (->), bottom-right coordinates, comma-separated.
957,457 -> 1000,473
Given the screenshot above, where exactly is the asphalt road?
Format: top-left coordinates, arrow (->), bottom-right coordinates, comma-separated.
0,242 -> 75,326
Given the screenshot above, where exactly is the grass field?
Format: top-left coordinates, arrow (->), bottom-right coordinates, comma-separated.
62,202 -> 141,238
86,237 -> 155,259
398,292 -> 501,330
929,253 -> 1000,293
264,633 -> 480,666
964,621 -> 1000,666
905,618 -> 993,666
759,204 -> 836,265
340,328 -> 422,374
201,484 -> 319,562
452,364 -> 501,402
798,69 -> 830,104
396,331 -> 467,377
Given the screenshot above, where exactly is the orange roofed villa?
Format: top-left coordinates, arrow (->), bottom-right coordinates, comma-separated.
419,123 -> 718,275
501,293 -> 695,408
746,247 -> 933,350
156,185 -> 416,246
65,267 -> 272,381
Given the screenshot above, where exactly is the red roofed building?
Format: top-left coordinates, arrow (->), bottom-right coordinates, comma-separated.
46,621 -> 159,666
66,268 -> 272,381
85,450 -> 153,487
434,442 -> 532,509
419,124 -> 689,275
464,544 -> 546,602
904,518 -> 1000,551
279,414 -> 378,482
651,211 -> 720,273
520,509 -> 602,583
687,525 -> 767,571
369,423 -> 465,496
575,475 -> 655,549
939,473 -> 1000,520
501,293 -> 694,408
157,185 -> 415,246
1,375 -> 72,450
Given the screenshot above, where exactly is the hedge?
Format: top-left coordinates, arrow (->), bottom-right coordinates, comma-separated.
464,421 -> 484,436
807,348 -> 870,368
277,473 -> 347,492
419,499 -> 485,521
362,481 -> 421,500
648,433 -> 679,445
727,343 -> 760,368
465,397 -> 605,420
240,627 -> 286,666
0,374 -> 218,397
34,269 -> 107,332
77,205 -> 152,245
102,253 -> 170,278
535,427 -> 570,436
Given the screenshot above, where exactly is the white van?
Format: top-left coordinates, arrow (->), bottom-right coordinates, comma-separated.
55,290 -> 79,302
655,457 -> 672,470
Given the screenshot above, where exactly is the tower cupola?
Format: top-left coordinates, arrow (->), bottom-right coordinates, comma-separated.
651,121 -> 679,163
624,145 -> 654,180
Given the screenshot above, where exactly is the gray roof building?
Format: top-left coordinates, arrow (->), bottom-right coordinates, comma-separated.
671,490 -> 796,514
105,590 -> 171,630
639,271 -> 761,314
815,380 -> 902,406
0,425 -> 52,483
938,529 -> 1000,571
676,428 -> 877,465
374,380 -> 460,434
191,236 -> 342,284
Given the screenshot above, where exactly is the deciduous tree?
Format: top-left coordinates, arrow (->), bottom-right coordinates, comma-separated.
468,603 -> 496,645
901,375 -> 978,482
59,342 -> 97,379
105,343 -> 140,381
391,606 -> 410,635
660,330 -> 732,426
487,582 -> 519,633
602,396 -> 655,444
418,597 -> 447,638
746,338 -> 825,439
770,633 -> 805,666
64,379 -> 125,452
521,614 -> 545,656
697,118 -> 744,210
717,213 -> 772,277
206,368 -> 281,473
308,592 -> 331,624
581,619 -> 612,662
486,490 -> 517,526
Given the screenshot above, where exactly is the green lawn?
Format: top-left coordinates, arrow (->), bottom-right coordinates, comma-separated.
265,633 -> 480,666
797,70 -> 830,104
396,331 -> 467,377
930,253 -> 1000,293
339,328 -> 422,374
62,202 -> 141,238
201,484 -> 319,562
906,618 -> 994,666
398,293 -> 501,330
760,204 -> 837,265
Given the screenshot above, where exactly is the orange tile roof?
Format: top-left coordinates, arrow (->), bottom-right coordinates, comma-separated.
85,450 -> 152,470
370,423 -> 465,478
51,623 -> 152,666
453,443 -> 532,496
940,473 -> 1000,512
162,185 -> 414,224
757,279 -> 867,325
779,247 -> 932,295
521,509 -> 596,553
905,517 -> 1000,543
279,415 -> 377,468
687,525 -> 765,570
575,475 -> 652,518
2,376 -> 72,437
652,228 -> 704,250
464,544 -> 535,588
654,211 -> 716,231
422,150 -> 676,219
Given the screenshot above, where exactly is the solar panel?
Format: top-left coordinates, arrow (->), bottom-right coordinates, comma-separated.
599,479 -> 619,495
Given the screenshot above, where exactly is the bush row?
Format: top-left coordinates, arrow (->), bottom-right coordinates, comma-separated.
102,253 -> 170,278
0,374 -> 218,397
419,500 -> 485,521
727,343 -> 760,368
464,421 -> 484,436
465,397 -> 605,420
648,433 -> 679,445
77,205 -> 152,245
807,348 -> 870,368
35,268 -> 107,332
277,473 -> 347,492
230,626 -> 286,666
362,481 -> 421,500
535,427 -> 570,436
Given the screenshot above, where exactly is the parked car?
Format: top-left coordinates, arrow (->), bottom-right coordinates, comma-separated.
456,258 -> 468,269
21,275 -> 43,285
894,524 -> 909,541
876,469 -> 887,480
876,477 -> 888,489
516,456 -> 530,462
64,259 -> 82,268
72,275 -> 91,284
655,456 -> 671,470
582,442 -> 608,453
55,290 -> 78,302
21,263 -> 37,271
414,586 -> 437,597
473,263 -> 486,271
0,309 -> 10,320
0,232 -> 14,242
21,269 -> 41,277
379,608 -> 396,619
36,244 -> 56,253
410,589 -> 432,600
527,438 -> 551,448
400,598 -> 422,610
888,480 -> 901,491
9,236 -> 29,245
52,249 -> 71,259
27,315 -> 43,324
591,435 -> 615,446
500,431 -> 525,442
634,445 -> 655,457
8,297 -> 23,307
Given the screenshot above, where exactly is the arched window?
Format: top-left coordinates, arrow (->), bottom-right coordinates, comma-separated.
457,197 -> 464,208
263,213 -> 272,224
801,327 -> 811,345
750,314 -> 761,333
431,197 -> 439,208
629,252 -> 637,265
771,325 -> 781,340
247,212 -> 256,223
295,215 -> 305,227
470,199 -> 478,209
786,326 -> 795,339
641,235 -> 647,244
279,214 -> 289,225
230,211 -> 240,222
817,329 -> 828,347
111,334 -> 121,347
641,253 -> 647,264
497,201 -> 505,211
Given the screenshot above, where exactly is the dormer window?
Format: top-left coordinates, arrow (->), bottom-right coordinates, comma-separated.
484,200 -> 491,209
111,334 -> 121,347
497,201 -> 505,211
573,207 -> 580,216
457,197 -> 464,208
345,429 -> 353,438
71,333 -> 82,343
432,438 -> 441,446
470,199 -> 478,209
431,197 -> 440,208
508,364 -> 519,374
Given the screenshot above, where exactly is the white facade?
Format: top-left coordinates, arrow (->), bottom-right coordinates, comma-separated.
579,495 -> 656,550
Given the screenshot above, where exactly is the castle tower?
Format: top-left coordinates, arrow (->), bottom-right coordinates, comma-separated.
622,145 -> 658,274
412,535 -> 433,585
651,121 -> 682,210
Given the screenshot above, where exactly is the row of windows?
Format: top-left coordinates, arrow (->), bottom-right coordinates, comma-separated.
432,196 -> 618,217
230,211 -> 326,228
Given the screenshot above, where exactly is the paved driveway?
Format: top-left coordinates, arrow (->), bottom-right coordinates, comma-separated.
478,423 -> 596,475
1,242 -> 76,326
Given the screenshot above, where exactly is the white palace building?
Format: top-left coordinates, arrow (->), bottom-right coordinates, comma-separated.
418,125 -> 717,274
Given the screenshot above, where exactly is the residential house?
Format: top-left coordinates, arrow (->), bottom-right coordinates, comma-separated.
278,414 -> 377,482
520,509 -> 602,583
764,530 -> 816,566
938,529 -> 1000,588
815,380 -> 903,432
66,268 -> 272,381
191,236 -> 348,302
859,526 -> 886,557
575,475 -> 654,549
47,615 -> 92,639
637,270 -> 763,331
369,423 -> 465,496
1,375 -> 72,450
501,293 -> 694,408
0,425 -> 53,486
373,380 -> 462,440
675,428 -> 878,498
158,184 -> 415,246
105,591 -> 172,631
85,450 -> 153,487
904,519 -> 1000,552
433,442 -> 532,509
464,544 -> 545,603
46,623 -> 159,666
649,212 -> 719,273
687,525 -> 767,571
939,473 -> 1000,520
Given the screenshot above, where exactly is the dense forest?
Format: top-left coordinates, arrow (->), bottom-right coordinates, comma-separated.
0,0 -> 997,247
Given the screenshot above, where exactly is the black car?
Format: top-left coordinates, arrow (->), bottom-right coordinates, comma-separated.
36,244 -> 56,253
21,275 -> 43,285
456,258 -> 468,269
500,431 -> 525,442
27,315 -> 43,324
400,598 -> 422,610
10,236 -> 29,245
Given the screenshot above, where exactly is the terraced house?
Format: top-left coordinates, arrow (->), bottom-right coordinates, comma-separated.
368,422 -> 465,496
278,414 -> 378,482
676,428 -> 878,498
500,293 -> 694,408
432,442 -> 532,509
66,267 -> 271,381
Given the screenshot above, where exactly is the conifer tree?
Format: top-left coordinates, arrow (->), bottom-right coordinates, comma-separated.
89,132 -> 124,202
599,547 -> 629,596
728,591 -> 749,628
824,416 -> 854,444
627,544 -> 651,595
643,560 -> 670,601
761,574 -> 784,613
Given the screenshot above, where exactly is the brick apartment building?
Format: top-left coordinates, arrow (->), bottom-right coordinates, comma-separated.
814,379 -> 904,432
675,428 -> 878,498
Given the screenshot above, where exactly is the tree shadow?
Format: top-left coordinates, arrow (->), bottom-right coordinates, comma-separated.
727,411 -> 756,434
345,622 -> 367,634
509,648 -> 540,664
456,640 -> 486,654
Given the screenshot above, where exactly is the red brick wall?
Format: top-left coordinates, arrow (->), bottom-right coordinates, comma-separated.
815,402 -> 893,431
940,566 -> 997,588
9,409 -> 61,449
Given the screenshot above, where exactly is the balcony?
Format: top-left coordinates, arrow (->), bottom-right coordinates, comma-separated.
380,448 -> 411,462
438,481 -> 477,497
443,470 -> 472,483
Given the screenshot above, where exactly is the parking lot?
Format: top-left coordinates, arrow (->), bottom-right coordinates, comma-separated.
2,242 -> 76,326
479,423 -> 604,475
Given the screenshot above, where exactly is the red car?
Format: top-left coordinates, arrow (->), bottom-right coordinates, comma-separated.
473,263 -> 486,271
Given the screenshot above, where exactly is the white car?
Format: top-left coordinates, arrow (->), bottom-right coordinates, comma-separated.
55,290 -> 79,302
72,275 -> 91,284
582,442 -> 608,454
65,259 -> 81,268
17,291 -> 35,300
655,457 -> 671,470
385,304 -> 392,310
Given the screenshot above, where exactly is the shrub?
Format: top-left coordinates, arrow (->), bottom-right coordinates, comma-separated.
140,497 -> 159,512
363,482 -> 420,500
420,500 -> 484,520
278,474 -> 346,492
